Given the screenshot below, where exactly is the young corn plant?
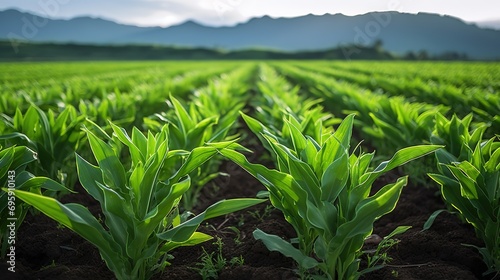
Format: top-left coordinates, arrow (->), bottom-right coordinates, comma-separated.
428,114 -> 499,276
0,104 -> 86,189
362,98 -> 446,184
7,122 -> 264,280
254,64 -> 339,136
362,97 -> 442,151
144,95 -> 239,210
1,145 -> 34,256
219,113 -> 441,280
0,145 -> 67,257
78,91 -> 137,132
430,113 -> 487,168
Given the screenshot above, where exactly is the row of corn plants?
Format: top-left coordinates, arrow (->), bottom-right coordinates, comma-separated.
0,63 -> 267,279
327,61 -> 500,91
427,114 -> 499,277
0,63 -> 245,255
1,61 -> 498,279
145,63 -> 257,210
274,63 -> 446,152
0,63 -> 239,189
292,62 -> 500,137
0,61 -> 237,116
5,123 -> 264,280
216,64 -> 441,279
276,63 -> 500,277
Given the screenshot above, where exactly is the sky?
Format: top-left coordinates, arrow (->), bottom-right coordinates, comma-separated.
1,0 -> 499,28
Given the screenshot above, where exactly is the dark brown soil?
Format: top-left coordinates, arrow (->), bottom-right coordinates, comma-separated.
0,129 -> 492,280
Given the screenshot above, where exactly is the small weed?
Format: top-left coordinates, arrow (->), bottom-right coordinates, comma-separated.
366,237 -> 401,268
247,204 -> 274,222
40,260 -> 57,271
230,255 -> 244,266
226,226 -> 243,246
193,237 -> 245,280
237,214 -> 245,227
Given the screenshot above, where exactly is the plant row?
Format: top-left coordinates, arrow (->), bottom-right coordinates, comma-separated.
0,61 -> 498,279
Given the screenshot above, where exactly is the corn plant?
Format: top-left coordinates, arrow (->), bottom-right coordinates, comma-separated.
430,113 -> 488,167
144,66 -> 252,210
428,114 -> 499,276
78,91 -> 137,131
219,113 -> 441,279
0,145 -> 67,256
0,145 -> 36,256
255,64 -> 339,134
0,104 -> 86,188
362,97 -> 441,151
144,95 -> 239,210
7,122 -> 264,280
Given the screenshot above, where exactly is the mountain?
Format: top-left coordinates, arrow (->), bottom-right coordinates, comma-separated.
1,9 -> 500,59
475,19 -> 500,30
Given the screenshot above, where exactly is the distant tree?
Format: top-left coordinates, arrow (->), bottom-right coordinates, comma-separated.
417,50 -> 429,60
372,39 -> 384,52
404,51 -> 417,60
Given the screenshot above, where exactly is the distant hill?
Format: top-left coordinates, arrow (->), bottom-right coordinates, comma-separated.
1,9 -> 500,59
476,19 -> 500,30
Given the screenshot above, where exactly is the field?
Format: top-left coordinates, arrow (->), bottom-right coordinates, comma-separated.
0,60 -> 499,280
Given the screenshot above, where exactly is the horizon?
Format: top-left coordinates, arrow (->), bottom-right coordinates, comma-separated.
1,1 -> 500,29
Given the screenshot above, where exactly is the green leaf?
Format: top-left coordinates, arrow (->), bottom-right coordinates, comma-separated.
363,145 -> 442,185
85,129 -> 127,192
12,190 -> 120,263
321,153 -> 349,202
169,146 -> 219,183
160,231 -> 213,253
157,198 -> 265,242
428,173 -> 482,228
422,209 -> 450,231
335,177 -> 407,243
253,229 -> 319,269
76,154 -> 105,204
170,95 -> 194,135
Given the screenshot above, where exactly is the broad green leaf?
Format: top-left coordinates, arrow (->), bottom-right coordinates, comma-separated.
253,229 -> 319,269
321,153 -> 349,202
362,145 -> 442,185
170,95 -> 194,134
428,173 -> 481,227
160,231 -> 213,253
157,198 -> 265,242
12,190 -> 118,259
110,122 -> 144,164
85,130 -> 127,192
335,177 -> 407,243
76,154 -> 105,204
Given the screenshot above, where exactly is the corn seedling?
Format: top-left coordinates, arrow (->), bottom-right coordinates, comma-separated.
78,91 -> 137,131
145,94 -> 239,210
219,113 -> 441,279
0,104 -> 86,189
428,114 -> 500,276
0,145 -> 67,256
7,122 -> 264,280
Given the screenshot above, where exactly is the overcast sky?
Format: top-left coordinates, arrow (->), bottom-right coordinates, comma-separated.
1,0 -> 499,27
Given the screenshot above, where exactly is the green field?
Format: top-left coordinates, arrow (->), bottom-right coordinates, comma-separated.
1,61 -> 499,279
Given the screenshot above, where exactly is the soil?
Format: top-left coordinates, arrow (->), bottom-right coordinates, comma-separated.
0,125 -> 493,280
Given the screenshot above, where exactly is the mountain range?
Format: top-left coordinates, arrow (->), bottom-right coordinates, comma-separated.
1,9 -> 500,59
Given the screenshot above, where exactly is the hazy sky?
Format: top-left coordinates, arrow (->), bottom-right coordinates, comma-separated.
1,0 -> 499,27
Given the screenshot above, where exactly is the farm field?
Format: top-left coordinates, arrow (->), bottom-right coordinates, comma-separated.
0,60 -> 499,280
